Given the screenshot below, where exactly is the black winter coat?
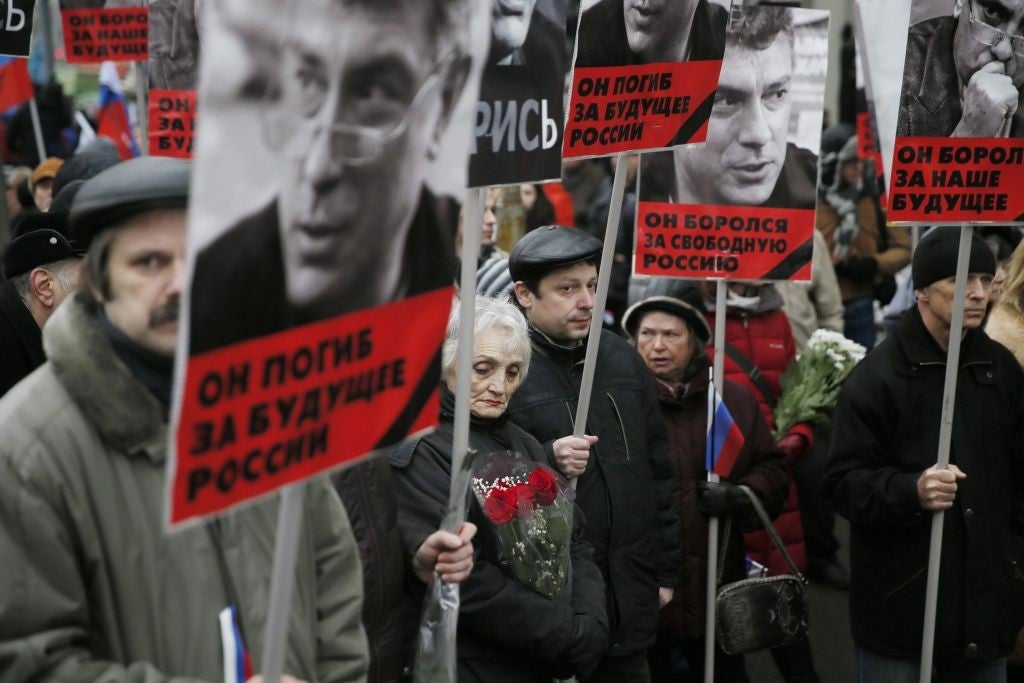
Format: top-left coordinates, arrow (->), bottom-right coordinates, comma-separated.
0,281 -> 44,398
504,327 -> 680,657
824,307 -> 1024,660
391,392 -> 609,682
331,455 -> 405,683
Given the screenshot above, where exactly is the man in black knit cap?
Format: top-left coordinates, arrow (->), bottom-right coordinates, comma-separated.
825,228 -> 1024,681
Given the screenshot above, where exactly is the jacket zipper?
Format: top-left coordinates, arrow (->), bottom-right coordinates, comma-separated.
607,392 -> 630,462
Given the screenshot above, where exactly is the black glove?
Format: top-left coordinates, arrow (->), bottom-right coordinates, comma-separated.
696,480 -> 751,518
837,255 -> 879,283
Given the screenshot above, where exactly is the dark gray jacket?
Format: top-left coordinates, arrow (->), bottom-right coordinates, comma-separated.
505,327 -> 680,657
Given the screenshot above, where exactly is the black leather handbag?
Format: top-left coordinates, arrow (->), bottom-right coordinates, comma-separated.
715,485 -> 809,656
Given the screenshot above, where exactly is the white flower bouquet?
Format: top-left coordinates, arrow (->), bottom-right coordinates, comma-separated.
773,329 -> 867,439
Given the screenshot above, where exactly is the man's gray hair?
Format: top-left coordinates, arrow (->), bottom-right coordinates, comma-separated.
441,295 -> 532,382
11,258 -> 81,303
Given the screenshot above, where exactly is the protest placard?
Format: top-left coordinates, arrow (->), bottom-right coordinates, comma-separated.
169,0 -> 488,527
469,0 -> 568,186
59,1 -> 147,63
889,0 -> 1024,223
147,0 -> 199,157
148,88 -> 195,157
854,42 -> 888,208
562,0 -> 728,158
0,0 -> 34,58
634,6 -> 829,282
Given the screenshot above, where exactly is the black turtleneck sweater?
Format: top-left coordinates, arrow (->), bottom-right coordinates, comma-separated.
97,308 -> 174,411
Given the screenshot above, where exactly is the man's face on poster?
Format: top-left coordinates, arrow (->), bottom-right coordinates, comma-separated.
953,0 -> 1024,91
673,33 -> 793,206
492,0 -> 537,61
274,1 -> 460,318
623,0 -> 697,63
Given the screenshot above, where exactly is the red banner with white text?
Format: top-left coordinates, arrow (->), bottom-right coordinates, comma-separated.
170,288 -> 451,526
888,137 -> 1024,224
634,201 -> 814,281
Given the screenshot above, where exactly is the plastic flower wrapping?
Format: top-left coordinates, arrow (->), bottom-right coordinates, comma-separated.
773,329 -> 867,439
413,448 -> 477,683
471,451 -> 575,600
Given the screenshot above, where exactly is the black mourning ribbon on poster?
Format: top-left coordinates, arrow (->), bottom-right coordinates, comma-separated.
761,238 -> 813,281
670,92 -> 716,148
374,343 -> 444,450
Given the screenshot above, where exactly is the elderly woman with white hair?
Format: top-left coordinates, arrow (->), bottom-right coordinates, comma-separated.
391,296 -> 609,683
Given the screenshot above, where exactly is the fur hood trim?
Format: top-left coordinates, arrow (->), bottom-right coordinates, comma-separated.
986,302 -> 1024,368
43,295 -> 167,461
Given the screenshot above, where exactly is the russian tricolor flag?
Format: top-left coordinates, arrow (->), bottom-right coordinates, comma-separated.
0,57 -> 33,113
97,61 -> 139,160
705,375 -> 745,478
219,605 -> 254,683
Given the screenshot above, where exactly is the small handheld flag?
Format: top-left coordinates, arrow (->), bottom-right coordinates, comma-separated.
0,57 -> 33,113
97,62 -> 139,160
219,605 -> 254,683
705,372 -> 745,478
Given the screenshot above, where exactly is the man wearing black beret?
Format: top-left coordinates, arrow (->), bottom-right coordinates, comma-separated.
825,228 -> 1024,679
504,225 -> 680,682
0,210 -> 82,397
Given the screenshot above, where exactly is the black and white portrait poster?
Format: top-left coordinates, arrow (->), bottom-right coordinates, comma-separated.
634,5 -> 829,283
60,0 -> 147,63
563,0 -> 730,158
890,0 -> 1024,223
147,0 -> 201,157
469,0 -> 569,186
0,0 -> 35,58
168,0 -> 489,527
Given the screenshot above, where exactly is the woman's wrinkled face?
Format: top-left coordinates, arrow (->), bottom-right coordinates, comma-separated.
446,328 -> 524,418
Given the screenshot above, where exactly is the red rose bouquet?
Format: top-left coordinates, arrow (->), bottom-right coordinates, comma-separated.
471,451 -> 574,599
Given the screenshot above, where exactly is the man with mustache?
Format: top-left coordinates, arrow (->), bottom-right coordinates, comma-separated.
825,228 -> 1024,681
576,0 -> 728,67
505,226 -> 680,683
0,157 -> 373,682
899,0 -> 1024,138
668,6 -> 818,211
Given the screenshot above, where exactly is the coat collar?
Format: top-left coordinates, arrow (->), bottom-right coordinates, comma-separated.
527,322 -> 587,367
893,305 -> 991,368
44,295 -> 167,461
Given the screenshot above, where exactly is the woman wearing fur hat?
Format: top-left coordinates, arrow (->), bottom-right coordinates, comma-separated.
622,296 -> 789,682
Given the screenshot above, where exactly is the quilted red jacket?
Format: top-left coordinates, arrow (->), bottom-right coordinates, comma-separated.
703,287 -> 814,575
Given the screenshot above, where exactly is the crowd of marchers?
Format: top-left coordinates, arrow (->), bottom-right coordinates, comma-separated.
3,131 -> 1024,683
3,0 -> 1024,677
